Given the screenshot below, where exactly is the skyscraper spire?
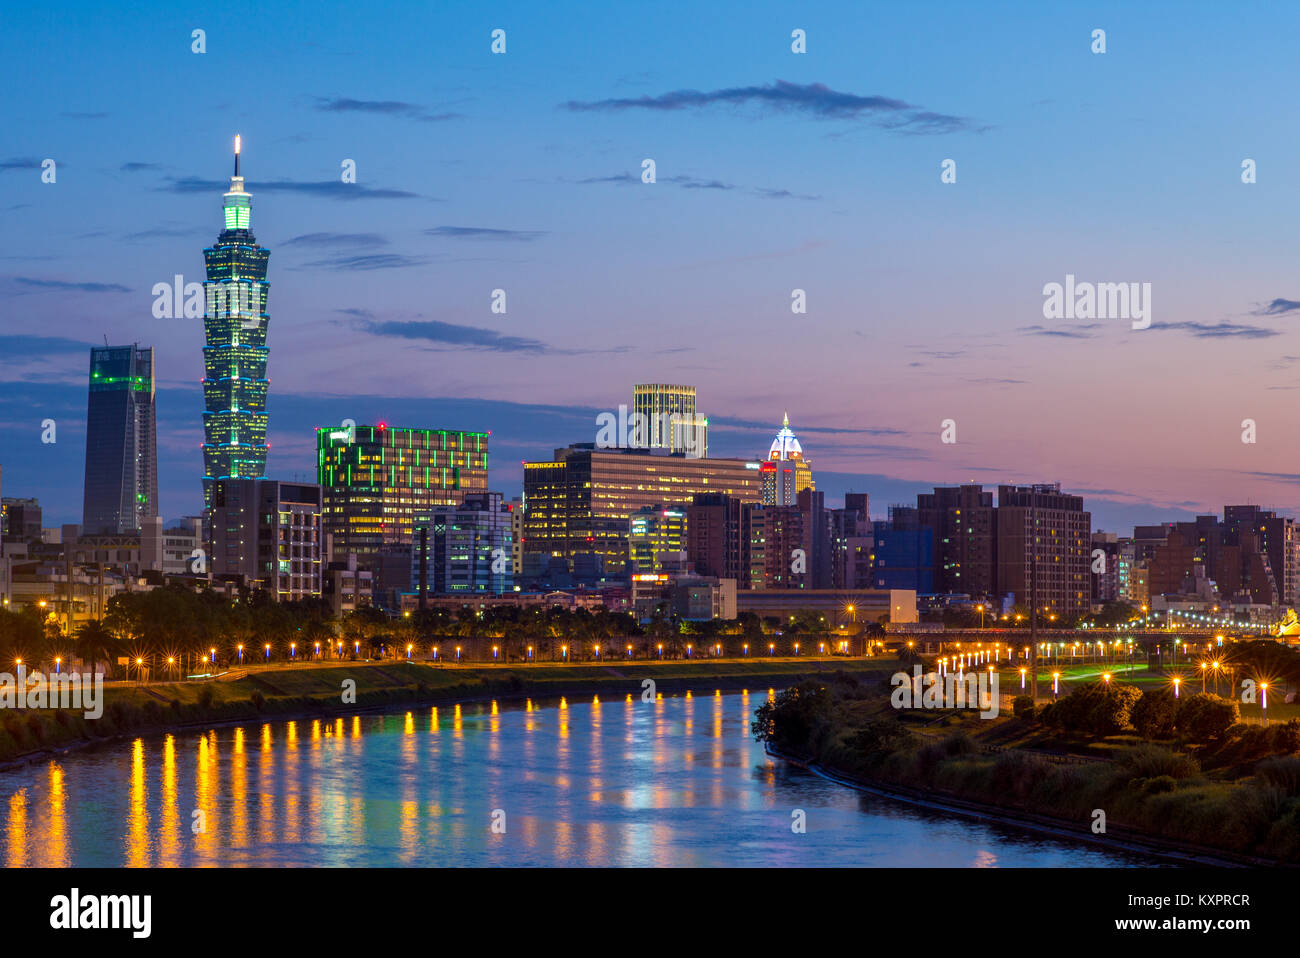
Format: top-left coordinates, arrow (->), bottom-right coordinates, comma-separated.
223,134 -> 250,231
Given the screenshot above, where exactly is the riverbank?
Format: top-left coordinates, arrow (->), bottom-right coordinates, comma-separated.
768,746 -> 1272,867
0,657 -> 897,769
754,675 -> 1300,865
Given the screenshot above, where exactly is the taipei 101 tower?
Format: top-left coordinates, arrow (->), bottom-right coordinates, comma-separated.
201,135 -> 270,508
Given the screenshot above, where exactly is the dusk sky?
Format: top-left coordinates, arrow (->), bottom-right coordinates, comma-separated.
5,0 -> 1300,531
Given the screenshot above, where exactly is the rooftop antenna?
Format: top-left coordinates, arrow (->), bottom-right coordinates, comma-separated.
234,134 -> 241,177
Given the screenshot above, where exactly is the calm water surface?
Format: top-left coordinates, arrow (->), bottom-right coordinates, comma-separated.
0,690 -> 1153,866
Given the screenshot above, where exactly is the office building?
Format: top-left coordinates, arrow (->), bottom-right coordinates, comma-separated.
411,492 -> 513,597
202,137 -> 271,508
210,478 -> 322,600
628,506 -> 688,573
82,345 -> 158,535
523,445 -> 762,574
317,423 -> 490,568
633,383 -> 708,456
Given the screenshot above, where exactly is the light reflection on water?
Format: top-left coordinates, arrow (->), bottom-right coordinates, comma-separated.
0,690 -> 1151,867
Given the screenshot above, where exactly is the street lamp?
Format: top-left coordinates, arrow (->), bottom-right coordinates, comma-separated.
1261,682 -> 1269,724
238,644 -> 244,664
1173,677 -> 1181,698
1019,667 -> 1026,690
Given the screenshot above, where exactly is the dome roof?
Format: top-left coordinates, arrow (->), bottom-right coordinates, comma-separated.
768,412 -> 803,460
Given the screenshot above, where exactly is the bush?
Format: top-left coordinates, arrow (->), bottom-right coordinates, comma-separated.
1176,693 -> 1239,741
1047,681 -> 1142,735
1271,719 -> 1300,754
1255,756 -> 1300,797
1131,687 -> 1178,738
1117,744 -> 1199,780
250,690 -> 266,711
197,685 -> 215,709
1012,695 -> 1036,720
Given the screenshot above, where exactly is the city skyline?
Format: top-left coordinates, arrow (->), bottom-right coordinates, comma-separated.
6,1 -> 1300,531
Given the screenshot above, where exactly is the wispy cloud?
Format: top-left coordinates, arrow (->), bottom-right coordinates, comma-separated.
426,226 -> 547,241
0,334 -> 95,354
297,253 -> 427,271
0,158 -> 39,172
10,276 -> 131,293
283,232 -> 389,248
1150,320 -> 1278,339
313,97 -> 463,122
1018,323 -> 1101,339
162,176 -> 420,201
357,318 -> 549,353
563,80 -> 983,134
121,161 -> 161,173
1252,298 -> 1300,316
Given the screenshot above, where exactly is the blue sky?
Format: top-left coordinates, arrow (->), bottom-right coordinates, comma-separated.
4,0 -> 1300,531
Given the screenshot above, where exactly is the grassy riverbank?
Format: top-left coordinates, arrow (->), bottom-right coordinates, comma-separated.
754,672 -> 1300,864
0,657 -> 899,766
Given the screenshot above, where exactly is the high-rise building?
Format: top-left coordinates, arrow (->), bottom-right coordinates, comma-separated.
317,424 -> 490,569
82,345 -> 158,534
871,506 -> 935,593
633,384 -> 708,456
1091,531 -> 1120,603
761,413 -> 813,505
994,484 -> 1091,619
628,506 -> 688,573
830,493 -> 870,588
523,445 -> 762,574
1,498 -> 41,545
210,478 -> 323,600
202,136 -> 270,508
917,484 -> 995,596
411,492 -> 513,597
687,493 -> 748,582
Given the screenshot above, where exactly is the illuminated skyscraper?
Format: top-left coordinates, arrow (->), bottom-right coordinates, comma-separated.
761,413 -> 813,505
201,135 -> 270,508
633,384 -> 708,456
82,345 -> 158,534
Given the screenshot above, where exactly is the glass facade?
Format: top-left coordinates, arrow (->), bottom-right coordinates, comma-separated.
82,345 -> 158,534
523,446 -> 763,573
202,143 -> 270,508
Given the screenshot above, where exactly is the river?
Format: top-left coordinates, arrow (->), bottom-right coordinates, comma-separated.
0,689 -> 1152,866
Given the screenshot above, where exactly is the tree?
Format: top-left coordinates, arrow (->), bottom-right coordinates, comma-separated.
75,619 -> 118,678
1131,687 -> 1178,738
751,681 -> 834,754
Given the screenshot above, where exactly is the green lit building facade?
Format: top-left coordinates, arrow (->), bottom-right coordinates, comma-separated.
316,424 -> 490,566
201,137 -> 270,508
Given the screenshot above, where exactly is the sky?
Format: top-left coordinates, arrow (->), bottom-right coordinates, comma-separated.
4,0 -> 1300,532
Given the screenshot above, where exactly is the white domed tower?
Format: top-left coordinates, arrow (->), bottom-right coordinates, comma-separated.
761,412 -> 814,505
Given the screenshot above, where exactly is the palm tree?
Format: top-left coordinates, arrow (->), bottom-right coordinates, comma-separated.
75,619 -> 117,678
